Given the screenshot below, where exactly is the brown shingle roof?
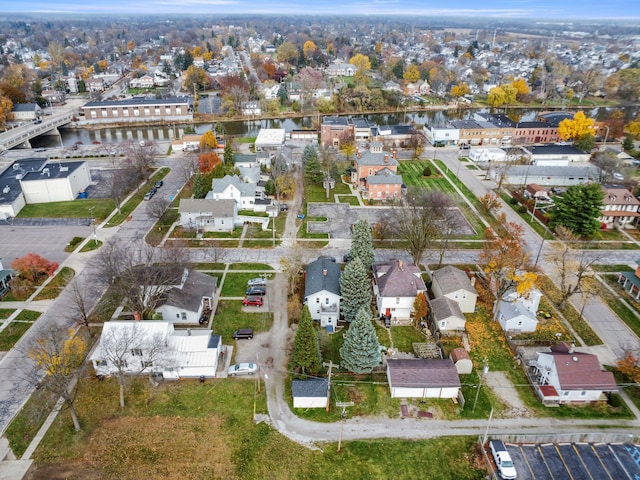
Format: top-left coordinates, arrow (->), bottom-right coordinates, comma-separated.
374,259 -> 426,297
387,359 -> 460,388
549,351 -> 617,391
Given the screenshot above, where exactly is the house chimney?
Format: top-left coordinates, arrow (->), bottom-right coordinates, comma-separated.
568,343 -> 575,354
398,260 -> 403,270
392,149 -> 396,159
470,276 -> 476,286
133,311 -> 141,321
323,268 -> 327,276
384,154 -> 389,163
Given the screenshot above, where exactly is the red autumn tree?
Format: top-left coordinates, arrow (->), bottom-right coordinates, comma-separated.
11,253 -> 59,283
198,151 -> 221,174
617,351 -> 640,382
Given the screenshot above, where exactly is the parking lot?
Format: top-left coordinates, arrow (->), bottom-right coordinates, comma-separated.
505,442 -> 640,479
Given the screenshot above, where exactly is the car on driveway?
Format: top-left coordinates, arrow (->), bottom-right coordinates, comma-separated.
242,296 -> 263,307
247,277 -> 266,287
245,286 -> 266,296
232,328 -> 254,340
227,363 -> 257,376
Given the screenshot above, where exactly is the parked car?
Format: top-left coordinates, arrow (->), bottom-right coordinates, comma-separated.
227,362 -> 257,376
279,203 -> 288,212
155,180 -> 163,188
143,191 -> 154,201
245,286 -> 266,296
342,253 -> 353,263
247,277 -> 266,287
489,440 -> 517,480
232,328 -> 254,340
242,296 -> 263,307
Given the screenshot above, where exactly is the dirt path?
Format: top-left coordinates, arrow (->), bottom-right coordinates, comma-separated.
484,371 -> 531,418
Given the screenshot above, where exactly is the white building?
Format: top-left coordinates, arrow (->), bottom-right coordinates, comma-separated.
254,128 -> 286,152
431,266 -> 478,314
178,198 -> 237,233
496,288 -> 542,333
19,161 -> 92,204
387,359 -> 461,399
303,256 -> 341,329
292,378 -> 329,408
90,321 -> 222,379
373,259 -> 426,323
468,148 -> 506,163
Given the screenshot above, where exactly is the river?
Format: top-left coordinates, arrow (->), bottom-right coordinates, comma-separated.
29,106 -> 634,149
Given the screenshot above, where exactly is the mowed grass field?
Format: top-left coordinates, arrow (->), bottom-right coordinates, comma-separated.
23,375 -> 486,480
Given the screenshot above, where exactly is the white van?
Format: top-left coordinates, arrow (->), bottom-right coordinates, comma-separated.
489,440 -> 517,479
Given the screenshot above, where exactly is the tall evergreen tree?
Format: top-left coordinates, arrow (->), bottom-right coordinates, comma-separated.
549,183 -> 604,238
350,218 -> 374,269
303,145 -> 322,184
223,139 -> 233,166
340,257 -> 371,323
289,306 -> 321,376
340,306 -> 380,374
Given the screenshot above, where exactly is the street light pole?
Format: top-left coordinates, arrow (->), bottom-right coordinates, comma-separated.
89,206 -> 97,245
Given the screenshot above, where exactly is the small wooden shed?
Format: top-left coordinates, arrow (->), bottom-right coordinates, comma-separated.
292,378 -> 329,409
450,348 -> 473,375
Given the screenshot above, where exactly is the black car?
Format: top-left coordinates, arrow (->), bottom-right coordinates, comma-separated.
245,286 -> 266,296
232,328 -> 254,340
342,253 -> 353,263
155,180 -> 163,188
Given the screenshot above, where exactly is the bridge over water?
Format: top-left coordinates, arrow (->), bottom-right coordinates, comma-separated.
0,111 -> 73,151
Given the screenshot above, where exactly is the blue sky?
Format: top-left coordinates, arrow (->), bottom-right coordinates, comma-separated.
1,0 -> 638,20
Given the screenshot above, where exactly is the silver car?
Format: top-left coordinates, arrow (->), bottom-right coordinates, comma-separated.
227,363 -> 258,376
246,277 -> 266,287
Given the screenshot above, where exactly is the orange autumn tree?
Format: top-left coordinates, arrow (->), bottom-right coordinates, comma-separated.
11,253 -> 58,283
479,214 -> 531,319
413,292 -> 429,326
617,351 -> 640,383
198,151 -> 221,174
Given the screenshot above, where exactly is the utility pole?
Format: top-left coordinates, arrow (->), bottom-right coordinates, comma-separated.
335,401 -> 354,453
473,359 -> 489,412
323,360 -> 338,412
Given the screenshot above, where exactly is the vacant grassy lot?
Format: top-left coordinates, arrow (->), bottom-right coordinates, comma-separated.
212,300 -> 273,345
21,375 -> 485,480
18,199 -> 115,221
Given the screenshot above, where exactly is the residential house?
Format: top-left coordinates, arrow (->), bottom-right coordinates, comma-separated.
11,104 -> 42,122
292,378 -> 329,408
430,266 -> 478,313
42,89 -> 66,105
386,359 -> 461,399
20,161 -> 92,204
154,269 -> 216,325
352,142 -> 402,199
372,259 -> 426,323
90,321 -> 222,379
618,259 -> 640,299
600,187 -> 640,230
81,96 -> 193,125
86,77 -> 105,92
429,296 -> 466,333
496,288 -> 542,333
178,198 -> 237,233
304,256 -> 341,329
241,101 -> 261,116
326,61 -> 356,77
210,175 -> 264,211
450,348 -> 473,375
382,81 -> 403,93
529,343 -> 618,404
130,75 -> 154,89
263,84 -> 281,101
0,258 -> 13,298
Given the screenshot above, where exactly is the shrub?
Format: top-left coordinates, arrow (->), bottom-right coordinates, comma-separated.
518,205 -> 528,214
509,197 -> 519,205
422,166 -> 432,176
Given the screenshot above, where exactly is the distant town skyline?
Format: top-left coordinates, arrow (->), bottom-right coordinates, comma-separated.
2,0 -> 639,21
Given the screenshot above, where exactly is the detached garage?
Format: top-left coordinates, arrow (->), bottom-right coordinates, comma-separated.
292,378 -> 329,409
387,359 -> 461,399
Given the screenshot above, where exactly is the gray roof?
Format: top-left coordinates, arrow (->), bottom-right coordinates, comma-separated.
374,259 -> 425,297
83,96 -> 192,108
367,169 -> 403,185
356,150 -> 399,167
21,161 -> 86,182
12,103 -> 39,112
304,256 -> 341,297
321,116 -> 350,126
429,296 -> 464,321
292,378 -> 329,398
528,145 -> 589,156
387,359 -> 460,388
0,158 -> 48,205
162,270 -> 217,313
212,175 -> 256,197
498,297 -> 537,322
432,266 -> 477,296
506,165 -> 599,178
179,198 -> 235,216
233,153 -> 257,164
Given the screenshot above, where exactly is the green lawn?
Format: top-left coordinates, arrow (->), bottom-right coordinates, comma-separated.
390,325 -> 428,353
227,264 -> 274,271
220,273 -> 269,296
212,300 -> 272,351
600,274 -> 640,338
0,321 -> 34,351
18,198 -> 115,221
0,308 -> 15,319
33,267 -> 75,301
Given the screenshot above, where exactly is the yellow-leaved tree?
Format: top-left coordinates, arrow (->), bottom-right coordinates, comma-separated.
199,130 -> 218,151
403,64 -> 421,84
451,83 -> 470,98
27,328 -> 88,431
487,86 -> 506,107
303,40 -> 317,59
511,78 -> 530,98
558,111 -> 595,141
349,53 -> 371,84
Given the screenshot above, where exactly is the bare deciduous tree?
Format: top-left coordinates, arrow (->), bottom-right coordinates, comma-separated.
95,322 -> 168,407
68,278 -> 98,329
280,245 -> 304,296
146,196 -> 171,223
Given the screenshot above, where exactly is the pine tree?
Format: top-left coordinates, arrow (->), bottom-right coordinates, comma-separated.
223,140 -> 233,165
350,218 -> 374,270
340,306 -> 380,374
340,257 -> 371,323
304,147 -> 322,184
289,306 -> 321,376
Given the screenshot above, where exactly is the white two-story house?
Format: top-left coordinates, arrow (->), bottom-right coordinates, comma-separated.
304,257 -> 341,330
373,259 -> 426,323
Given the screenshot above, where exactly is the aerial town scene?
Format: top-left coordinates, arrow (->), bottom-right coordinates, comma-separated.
0,1 -> 640,478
